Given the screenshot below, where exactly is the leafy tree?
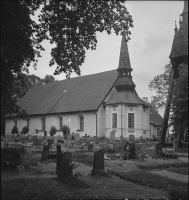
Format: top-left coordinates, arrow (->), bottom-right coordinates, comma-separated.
149,63 -> 172,110
42,75 -> 56,84
170,64 -> 188,141
22,126 -> 29,135
1,0 -> 133,135
49,126 -> 57,136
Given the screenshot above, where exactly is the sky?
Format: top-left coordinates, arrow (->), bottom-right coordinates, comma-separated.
29,1 -> 184,105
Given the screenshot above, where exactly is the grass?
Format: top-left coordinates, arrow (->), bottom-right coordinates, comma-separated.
1,176 -> 90,199
72,152 -> 94,166
136,161 -> 188,170
167,167 -> 188,175
115,169 -> 188,200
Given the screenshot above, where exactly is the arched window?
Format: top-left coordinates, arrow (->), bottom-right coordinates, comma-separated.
79,115 -> 84,130
59,116 -> 63,129
42,117 -> 45,131
27,118 -> 29,129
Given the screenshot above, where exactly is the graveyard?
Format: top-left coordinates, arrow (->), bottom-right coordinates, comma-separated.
1,133 -> 188,199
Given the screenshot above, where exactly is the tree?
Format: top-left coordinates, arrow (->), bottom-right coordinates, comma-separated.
1,0 -> 133,135
42,75 -> 56,84
148,63 -> 172,110
169,64 -> 188,141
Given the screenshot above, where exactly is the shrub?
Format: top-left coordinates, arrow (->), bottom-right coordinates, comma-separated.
22,126 -> 29,135
11,125 -> 19,135
61,125 -> 70,139
49,126 -> 57,136
2,145 -> 25,166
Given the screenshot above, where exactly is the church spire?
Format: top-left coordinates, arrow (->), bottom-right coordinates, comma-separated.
117,34 -> 132,73
115,34 -> 135,92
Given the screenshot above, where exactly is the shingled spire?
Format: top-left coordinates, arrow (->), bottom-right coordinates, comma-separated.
169,1 -> 188,60
115,34 -> 135,91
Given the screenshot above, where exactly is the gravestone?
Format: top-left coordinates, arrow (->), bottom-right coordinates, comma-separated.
67,138 -> 72,148
42,137 -> 48,146
173,139 -> 179,153
53,137 -> 58,147
129,135 -> 135,143
33,135 -> 38,145
110,130 -> 115,143
75,139 -> 81,147
140,136 -> 143,142
88,144 -> 93,151
156,143 -> 162,157
67,133 -> 72,140
36,138 -> 42,149
91,149 -> 105,175
58,152 -> 72,177
47,139 -> 53,148
41,145 -> 49,161
75,133 -> 80,141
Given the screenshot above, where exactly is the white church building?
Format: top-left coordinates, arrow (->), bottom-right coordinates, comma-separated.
5,34 -> 162,139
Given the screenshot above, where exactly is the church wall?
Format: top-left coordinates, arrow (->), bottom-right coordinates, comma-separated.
5,112 -> 97,137
97,104 -> 106,138
105,104 -> 151,139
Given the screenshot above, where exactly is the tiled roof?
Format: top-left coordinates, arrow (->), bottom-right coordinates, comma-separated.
105,90 -> 151,106
150,108 -> 163,126
7,70 -> 118,116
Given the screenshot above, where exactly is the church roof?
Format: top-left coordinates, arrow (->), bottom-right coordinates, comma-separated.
7,70 -> 118,117
150,108 -> 163,126
105,90 -> 150,106
117,34 -> 132,72
169,1 -> 188,59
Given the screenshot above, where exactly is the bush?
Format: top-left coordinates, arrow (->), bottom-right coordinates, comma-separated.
22,126 -> 29,135
2,145 -> 25,166
49,126 -> 57,136
11,125 -> 19,135
61,125 -> 70,139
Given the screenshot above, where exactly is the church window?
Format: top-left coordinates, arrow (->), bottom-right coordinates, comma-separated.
112,113 -> 117,128
42,117 -> 45,131
80,115 -> 84,130
59,117 -> 63,129
128,113 -> 134,128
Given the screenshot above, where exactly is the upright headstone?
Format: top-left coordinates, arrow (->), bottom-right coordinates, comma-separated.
67,134 -> 72,147
58,152 -> 72,177
110,131 -> 115,143
129,135 -> 135,143
33,135 -> 38,145
140,136 -> 143,142
41,145 -> 49,161
88,143 -> 93,151
56,145 -> 61,175
91,149 -> 105,175
36,138 -> 42,149
53,136 -> 58,147
42,137 -> 48,146
173,139 -> 179,153
47,138 -> 53,148
75,133 -> 80,141
156,143 -> 162,157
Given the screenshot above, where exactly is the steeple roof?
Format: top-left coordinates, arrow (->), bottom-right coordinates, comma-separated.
170,1 -> 188,59
117,34 -> 132,72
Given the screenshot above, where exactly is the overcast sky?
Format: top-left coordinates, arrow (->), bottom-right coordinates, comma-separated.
29,1 -> 184,103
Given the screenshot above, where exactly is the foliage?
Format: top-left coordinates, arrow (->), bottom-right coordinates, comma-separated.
67,161 -> 79,173
1,1 -> 133,126
2,145 -> 26,166
148,63 -> 172,109
49,126 -> 57,136
61,125 -> 70,138
22,126 -> 29,135
116,169 -> 188,199
11,125 -> 19,135
170,64 -> 188,138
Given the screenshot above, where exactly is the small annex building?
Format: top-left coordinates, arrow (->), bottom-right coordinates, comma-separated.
5,34 -> 163,139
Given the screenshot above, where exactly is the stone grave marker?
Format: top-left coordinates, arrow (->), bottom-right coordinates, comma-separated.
41,145 -> 49,161
53,136 -> 58,147
47,138 -> 53,148
58,151 -> 72,177
33,135 -> 38,145
42,137 -> 48,146
75,139 -> 81,147
88,143 -> 93,151
156,143 -> 162,157
140,136 -> 143,142
75,133 -> 80,141
91,149 -> 105,175
36,138 -> 42,149
110,130 -> 115,143
173,139 -> 179,153
129,135 -> 135,143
